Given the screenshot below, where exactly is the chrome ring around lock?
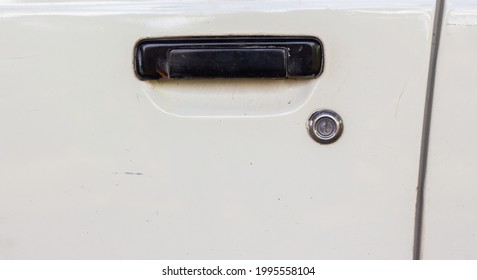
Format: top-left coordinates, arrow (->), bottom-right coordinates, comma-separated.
307,110 -> 343,144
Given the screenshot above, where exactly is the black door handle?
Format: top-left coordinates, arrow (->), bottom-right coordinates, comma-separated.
134,36 -> 323,80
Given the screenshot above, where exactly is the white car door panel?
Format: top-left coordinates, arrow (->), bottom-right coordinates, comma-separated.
0,0 -> 435,259
422,0 -> 477,259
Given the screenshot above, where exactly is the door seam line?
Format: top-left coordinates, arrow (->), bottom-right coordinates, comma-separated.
412,0 -> 446,260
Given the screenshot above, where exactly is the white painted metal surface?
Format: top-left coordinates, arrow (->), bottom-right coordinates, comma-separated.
0,0 -> 434,259
422,0 -> 477,259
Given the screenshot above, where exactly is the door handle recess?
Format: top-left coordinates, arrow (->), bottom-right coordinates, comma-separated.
134,36 -> 323,80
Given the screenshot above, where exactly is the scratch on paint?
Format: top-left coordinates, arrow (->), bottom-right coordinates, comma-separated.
394,77 -> 411,118
124,172 -> 143,175
113,172 -> 143,175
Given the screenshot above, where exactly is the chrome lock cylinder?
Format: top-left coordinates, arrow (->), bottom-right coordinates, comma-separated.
307,110 -> 343,144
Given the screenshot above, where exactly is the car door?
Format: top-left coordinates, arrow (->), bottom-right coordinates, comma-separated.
421,0 -> 477,259
0,0 -> 435,259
